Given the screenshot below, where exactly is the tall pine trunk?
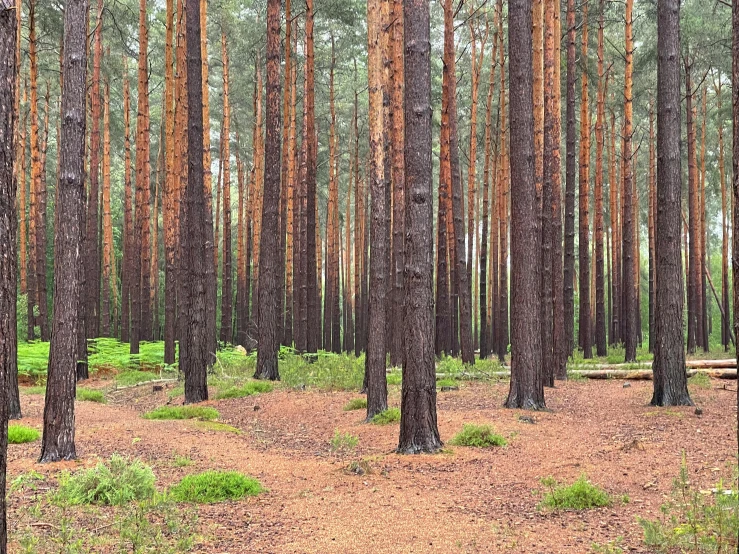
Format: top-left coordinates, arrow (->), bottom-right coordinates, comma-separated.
578,3 -> 591,358
219,33 -> 233,345
593,0 -> 607,356
163,0 -> 176,363
563,0 -> 576,358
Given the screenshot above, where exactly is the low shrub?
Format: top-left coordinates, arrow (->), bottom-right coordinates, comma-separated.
215,380 -> 274,400
55,454 -> 156,506
143,405 -> 219,421
169,470 -> 263,504
76,388 -> 106,403
343,398 -> 367,411
7,425 -> 40,444
193,421 -> 241,434
449,424 -> 507,448
330,430 -> 359,452
370,407 -> 401,425
688,372 -> 712,389
540,475 -> 612,511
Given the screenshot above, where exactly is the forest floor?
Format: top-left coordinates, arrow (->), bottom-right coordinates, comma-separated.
6,373 -> 737,553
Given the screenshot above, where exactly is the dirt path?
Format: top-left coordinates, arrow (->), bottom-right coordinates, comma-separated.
7,378 -> 737,553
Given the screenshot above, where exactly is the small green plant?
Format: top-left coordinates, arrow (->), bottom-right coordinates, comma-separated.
214,380 -> 274,400
539,475 -> 612,511
193,421 -> 241,434
330,430 -> 359,452
55,454 -> 156,506
76,387 -> 106,403
7,424 -> 41,444
436,378 -> 460,389
343,397 -> 367,411
10,470 -> 46,493
449,424 -> 507,448
143,405 -> 219,421
386,372 -> 402,386
21,385 -> 46,395
116,370 -> 161,386
592,537 -> 624,553
116,494 -> 197,553
169,470 -> 263,504
638,457 -> 738,553
173,454 -> 193,468
688,372 -> 712,389
370,407 -> 401,425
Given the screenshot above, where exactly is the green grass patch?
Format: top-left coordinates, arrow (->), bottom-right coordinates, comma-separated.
688,372 -> 712,389
540,475 -> 612,511
638,457 -> 738,553
330,430 -> 359,452
169,471 -> 263,504
193,421 -> 241,434
215,380 -> 274,400
436,378 -> 460,388
7,424 -> 40,444
76,388 -> 106,403
386,372 -> 402,386
449,424 -> 507,448
55,454 -> 156,506
115,370 -> 162,386
343,397 -> 367,411
370,407 -> 401,425
143,405 -> 219,421
174,454 -> 193,468
21,385 -> 46,395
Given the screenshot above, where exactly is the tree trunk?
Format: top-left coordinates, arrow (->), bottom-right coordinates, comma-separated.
578,2 -> 591,358
648,105 -> 656,352
0,3 -> 18,543
621,0 -> 636,362
138,0 -> 152,343
594,0 -> 607,357
716,77 -> 729,351
236,152 -> 247,346
278,0 -> 292,349
505,0 -> 545,410
699,88 -> 708,352
563,0 -> 576,358
445,0 -> 474,365
256,0 -> 282,380
40,0 -> 88,462
305,0 -> 319,354
174,0 -> 188,352
283,23 -> 297,348
497,5 -> 509,362
398,0 -> 442,455
162,0 -> 176,362
101,80 -> 112,337
366,0 -> 389,419
180,0 -> 209,404
685,58 -> 698,354
609,109 -> 620,345
390,0 -> 405,367
219,33 -> 233,345
733,0 -> 739,416
652,0 -> 692,406
121,59 -> 133,344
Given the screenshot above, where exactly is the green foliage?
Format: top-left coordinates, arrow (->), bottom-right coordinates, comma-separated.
169,471 -> 263,504
688,372 -> 712,389
386,372 -> 402,386
143,406 -> 219,421
114,494 -> 197,553
115,370 -> 164,386
214,380 -> 274,400
21,385 -> 46,395
436,378 -> 459,389
638,458 -> 738,553
449,424 -> 507,448
539,475 -> 612,511
55,454 -> 156,506
7,424 -> 40,444
280,350 -> 365,391
193,421 -> 241,434
592,537 -> 625,554
17,341 -> 51,382
343,397 -> 367,411
76,388 -> 106,403
330,430 -> 359,452
370,407 -> 401,425
173,455 -> 193,468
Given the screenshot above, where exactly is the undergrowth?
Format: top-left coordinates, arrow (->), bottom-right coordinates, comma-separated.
76,388 -> 105,403
539,475 -> 612,511
7,424 -> 40,444
370,407 -> 401,425
143,406 -> 219,421
55,454 -> 156,506
193,421 -> 241,434
169,470 -> 263,504
343,398 -> 367,411
449,424 -> 507,448
214,380 -> 274,400
688,372 -> 712,389
638,457 -> 738,553
330,430 -> 359,452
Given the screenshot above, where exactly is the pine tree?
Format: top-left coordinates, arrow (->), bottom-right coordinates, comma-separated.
219,32 -> 233,345
578,2 -> 591,358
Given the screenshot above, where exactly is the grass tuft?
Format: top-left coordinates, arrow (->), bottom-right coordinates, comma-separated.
449,424 -> 507,447
330,430 -> 359,452
343,398 -> 367,411
21,385 -> 46,395
169,471 -> 263,504
540,475 -> 612,511
214,380 -> 274,400
370,407 -> 401,425
436,378 -> 460,389
143,405 -> 219,421
688,372 -> 711,389
7,424 -> 41,444
76,388 -> 106,403
55,454 -> 156,506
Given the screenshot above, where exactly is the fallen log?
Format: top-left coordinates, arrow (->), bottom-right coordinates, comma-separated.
431,368 -> 737,381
